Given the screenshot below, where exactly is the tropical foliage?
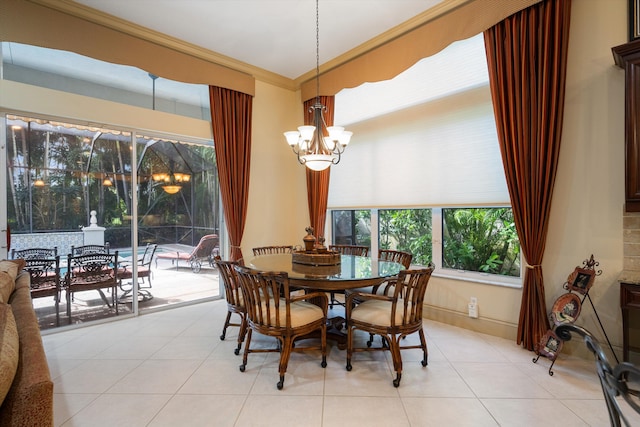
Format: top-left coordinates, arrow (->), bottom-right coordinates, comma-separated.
379,209 -> 432,265
6,117 -> 220,248
442,207 -> 520,276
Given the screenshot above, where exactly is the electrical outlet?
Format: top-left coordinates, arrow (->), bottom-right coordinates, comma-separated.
468,303 -> 478,318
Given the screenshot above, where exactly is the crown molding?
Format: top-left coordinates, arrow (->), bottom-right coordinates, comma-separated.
27,0 -> 297,90
28,0 -> 467,91
294,0 -> 472,86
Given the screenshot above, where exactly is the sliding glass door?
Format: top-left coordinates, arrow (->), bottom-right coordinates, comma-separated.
4,114 -> 222,330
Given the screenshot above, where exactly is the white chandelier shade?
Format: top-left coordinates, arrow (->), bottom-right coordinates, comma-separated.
284,102 -> 352,171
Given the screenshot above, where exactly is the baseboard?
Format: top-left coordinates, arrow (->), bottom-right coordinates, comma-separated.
424,305 -> 518,340
424,305 -> 623,363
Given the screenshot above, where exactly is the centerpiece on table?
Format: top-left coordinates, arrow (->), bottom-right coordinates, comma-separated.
292,227 -> 341,268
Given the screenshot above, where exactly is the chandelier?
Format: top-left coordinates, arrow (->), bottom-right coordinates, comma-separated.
283,0 -> 352,171
152,171 -> 190,194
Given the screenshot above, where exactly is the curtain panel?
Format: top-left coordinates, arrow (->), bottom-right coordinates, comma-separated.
484,0 -> 572,350
304,96 -> 334,240
209,86 -> 253,262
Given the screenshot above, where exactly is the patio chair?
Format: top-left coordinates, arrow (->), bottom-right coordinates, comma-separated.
234,265 -> 328,390
118,243 -> 157,301
70,243 -> 110,256
346,265 -> 435,387
11,247 -> 58,259
23,255 -> 62,326
156,234 -> 219,273
556,323 -> 640,426
65,251 -> 120,324
214,256 -> 247,355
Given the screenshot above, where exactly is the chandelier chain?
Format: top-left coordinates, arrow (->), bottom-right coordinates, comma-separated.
282,0 -> 352,171
315,0 -> 320,104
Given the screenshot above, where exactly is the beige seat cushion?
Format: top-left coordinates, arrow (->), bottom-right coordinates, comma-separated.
350,299 -> 411,326
258,300 -> 324,327
0,303 -> 19,404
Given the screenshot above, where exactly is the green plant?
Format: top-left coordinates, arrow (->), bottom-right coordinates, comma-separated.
379,209 -> 432,265
442,208 -> 520,276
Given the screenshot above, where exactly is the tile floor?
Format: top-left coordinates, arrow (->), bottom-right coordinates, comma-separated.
43,299 -> 637,426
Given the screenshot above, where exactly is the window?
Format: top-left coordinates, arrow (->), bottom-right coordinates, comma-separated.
326,34 -> 521,286
1,42 -> 211,121
379,209 -> 432,266
330,207 -> 521,286
5,114 -> 223,328
331,210 -> 370,247
442,207 -> 520,277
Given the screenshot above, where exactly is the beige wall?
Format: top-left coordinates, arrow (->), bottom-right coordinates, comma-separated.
543,0 -> 626,353
241,81 -> 310,256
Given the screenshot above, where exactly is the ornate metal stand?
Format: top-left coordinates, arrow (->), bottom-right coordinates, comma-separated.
533,255 -> 617,375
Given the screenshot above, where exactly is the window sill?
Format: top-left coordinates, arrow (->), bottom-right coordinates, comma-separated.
430,268 -> 522,289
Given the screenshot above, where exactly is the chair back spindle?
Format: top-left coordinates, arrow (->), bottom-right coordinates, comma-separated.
329,245 -> 369,256
252,246 -> 293,256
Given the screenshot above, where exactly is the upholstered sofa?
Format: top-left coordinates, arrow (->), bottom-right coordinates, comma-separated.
0,260 -> 53,426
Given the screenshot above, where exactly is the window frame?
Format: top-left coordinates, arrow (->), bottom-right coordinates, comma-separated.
327,207 -> 523,289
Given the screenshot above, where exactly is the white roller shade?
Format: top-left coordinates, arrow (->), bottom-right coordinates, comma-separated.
330,35 -> 508,208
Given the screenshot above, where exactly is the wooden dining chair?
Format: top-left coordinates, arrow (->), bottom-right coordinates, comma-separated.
345,249 -> 413,303
252,245 -> 294,256
328,245 -> 369,308
23,255 -> 62,326
234,265 -> 328,390
345,264 -> 435,387
347,249 -> 414,344
214,256 -> 247,355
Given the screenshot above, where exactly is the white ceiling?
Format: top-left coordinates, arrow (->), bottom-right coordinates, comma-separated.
72,0 -> 445,80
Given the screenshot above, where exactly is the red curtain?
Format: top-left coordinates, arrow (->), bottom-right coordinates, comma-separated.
304,96 -> 334,240
209,86 -> 253,262
484,0 -> 572,350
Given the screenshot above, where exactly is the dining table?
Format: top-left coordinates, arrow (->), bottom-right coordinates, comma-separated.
245,252 -> 406,348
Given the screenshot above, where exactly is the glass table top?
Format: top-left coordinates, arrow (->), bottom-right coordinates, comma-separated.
245,253 -> 404,283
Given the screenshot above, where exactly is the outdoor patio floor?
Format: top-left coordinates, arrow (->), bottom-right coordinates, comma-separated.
33,256 -> 222,331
